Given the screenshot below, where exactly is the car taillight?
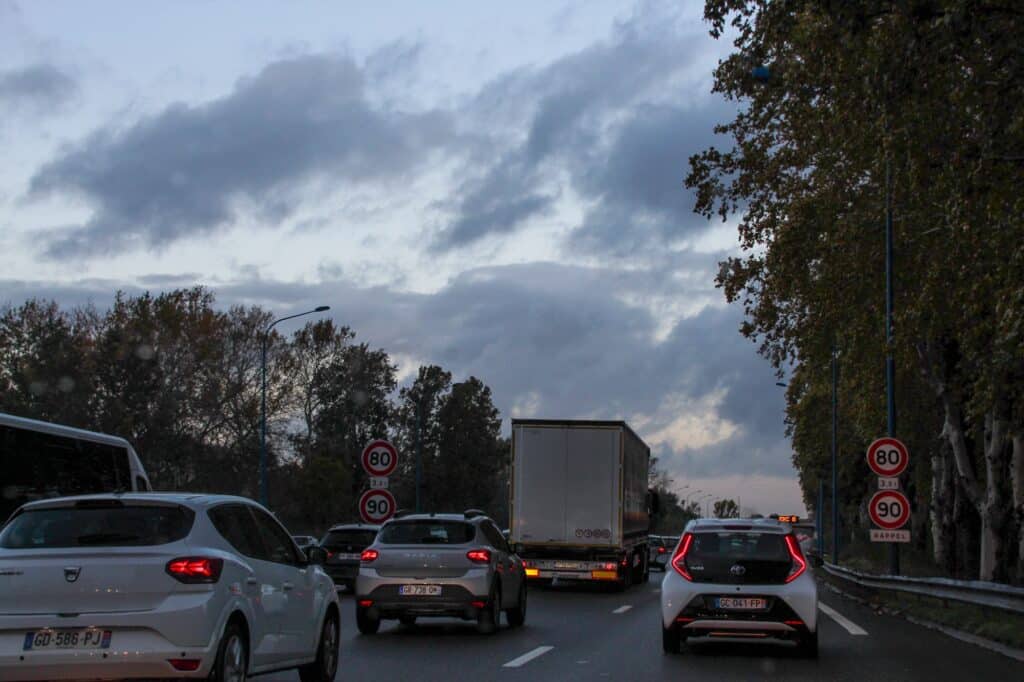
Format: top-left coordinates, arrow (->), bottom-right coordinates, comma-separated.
466,549 -> 491,563
784,535 -> 807,583
166,557 -> 223,584
671,533 -> 695,581
657,546 -> 666,554
361,549 -> 379,563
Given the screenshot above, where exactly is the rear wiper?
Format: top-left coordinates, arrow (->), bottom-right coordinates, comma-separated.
75,533 -> 141,545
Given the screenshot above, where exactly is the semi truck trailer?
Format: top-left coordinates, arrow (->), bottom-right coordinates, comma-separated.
509,419 -> 654,589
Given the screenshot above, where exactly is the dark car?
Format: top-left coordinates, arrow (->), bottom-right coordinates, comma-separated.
320,523 -> 380,591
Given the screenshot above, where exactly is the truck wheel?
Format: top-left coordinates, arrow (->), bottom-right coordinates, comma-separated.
614,563 -> 633,592
662,623 -> 682,655
506,584 -> 527,627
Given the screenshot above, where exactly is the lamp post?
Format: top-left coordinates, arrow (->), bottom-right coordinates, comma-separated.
260,305 -> 330,507
699,494 -> 713,518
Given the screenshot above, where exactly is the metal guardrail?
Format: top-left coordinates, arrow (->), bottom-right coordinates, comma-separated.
822,562 -> 1024,615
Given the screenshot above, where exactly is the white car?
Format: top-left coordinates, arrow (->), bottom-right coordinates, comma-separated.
0,493 -> 340,681
660,518 -> 819,657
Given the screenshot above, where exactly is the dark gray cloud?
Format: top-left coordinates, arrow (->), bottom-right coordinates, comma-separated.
432,3 -> 735,253
0,63 -> 76,113
0,260 -> 787,479
29,55 -> 455,260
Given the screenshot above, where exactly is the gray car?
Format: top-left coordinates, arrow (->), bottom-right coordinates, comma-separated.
355,510 -> 527,635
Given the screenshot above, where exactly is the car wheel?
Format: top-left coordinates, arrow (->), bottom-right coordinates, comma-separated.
298,612 -> 339,682
798,629 -> 818,658
209,621 -> 247,682
476,584 -> 500,634
661,623 -> 681,655
356,605 -> 380,635
506,583 -> 527,627
399,615 -> 417,627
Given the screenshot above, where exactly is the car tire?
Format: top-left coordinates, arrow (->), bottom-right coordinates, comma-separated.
209,621 -> 248,681
661,623 -> 681,655
356,606 -> 380,635
798,629 -> 818,658
399,615 -> 417,627
298,612 -> 339,682
506,584 -> 527,627
476,584 -> 500,634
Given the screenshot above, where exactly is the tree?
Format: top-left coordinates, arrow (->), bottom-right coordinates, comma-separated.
391,365 -> 453,511
714,498 -> 740,519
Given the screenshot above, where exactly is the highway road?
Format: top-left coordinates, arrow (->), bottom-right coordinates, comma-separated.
266,573 -> 1022,681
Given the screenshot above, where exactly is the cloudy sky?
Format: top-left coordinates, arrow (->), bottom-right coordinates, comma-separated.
0,0 -> 804,515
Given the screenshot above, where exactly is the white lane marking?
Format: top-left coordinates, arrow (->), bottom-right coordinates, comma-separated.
819,602 -> 868,636
612,605 -> 633,614
503,645 -> 554,668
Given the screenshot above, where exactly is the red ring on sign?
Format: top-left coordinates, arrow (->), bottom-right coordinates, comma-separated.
361,439 -> 398,477
866,437 -> 909,477
868,490 -> 910,530
359,489 -> 397,524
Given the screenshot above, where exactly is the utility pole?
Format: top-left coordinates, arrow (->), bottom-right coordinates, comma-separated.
831,343 -> 840,563
885,157 -> 900,576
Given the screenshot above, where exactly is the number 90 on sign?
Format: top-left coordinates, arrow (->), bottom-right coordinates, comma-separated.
359,489 -> 396,523
868,490 -> 910,530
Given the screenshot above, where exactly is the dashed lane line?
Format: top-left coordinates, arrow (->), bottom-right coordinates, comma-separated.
612,605 -> 633,614
819,602 -> 869,636
503,645 -> 555,668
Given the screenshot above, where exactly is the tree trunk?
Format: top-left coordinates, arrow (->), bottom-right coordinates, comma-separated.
978,408 -> 1011,582
929,438 -> 955,573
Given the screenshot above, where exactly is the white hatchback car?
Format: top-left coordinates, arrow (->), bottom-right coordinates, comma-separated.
660,518 -> 819,657
0,493 -> 340,681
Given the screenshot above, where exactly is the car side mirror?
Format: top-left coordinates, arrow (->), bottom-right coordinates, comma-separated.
306,546 -> 328,565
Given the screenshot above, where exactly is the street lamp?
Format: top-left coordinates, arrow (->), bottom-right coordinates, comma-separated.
259,305 -> 331,507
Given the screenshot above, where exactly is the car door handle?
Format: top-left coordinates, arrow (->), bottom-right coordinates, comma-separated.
282,581 -> 294,591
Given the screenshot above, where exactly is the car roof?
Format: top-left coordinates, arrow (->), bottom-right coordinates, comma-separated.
16,492 -> 267,512
326,523 -> 381,531
385,513 -> 486,524
685,518 -> 791,534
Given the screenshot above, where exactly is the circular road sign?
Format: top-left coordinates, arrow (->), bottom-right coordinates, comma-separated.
866,437 -> 909,478
361,439 -> 398,477
868,490 -> 911,530
359,489 -> 397,524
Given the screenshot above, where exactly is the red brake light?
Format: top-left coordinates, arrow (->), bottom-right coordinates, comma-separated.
360,549 -> 379,563
466,549 -> 491,563
168,659 -> 201,671
166,557 -> 223,584
784,535 -> 807,583
671,533 -> 695,581
657,546 -> 666,554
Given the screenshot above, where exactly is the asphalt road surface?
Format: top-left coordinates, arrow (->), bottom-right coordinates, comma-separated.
265,572 -> 1022,681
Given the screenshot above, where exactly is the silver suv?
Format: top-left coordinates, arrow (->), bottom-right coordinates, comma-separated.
355,510 -> 527,635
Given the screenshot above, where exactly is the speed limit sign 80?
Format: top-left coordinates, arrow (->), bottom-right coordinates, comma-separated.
868,490 -> 911,530
866,437 -> 909,478
361,439 -> 398,477
359,489 -> 397,524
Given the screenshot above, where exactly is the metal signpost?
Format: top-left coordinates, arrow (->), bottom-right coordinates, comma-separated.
360,439 -> 398,524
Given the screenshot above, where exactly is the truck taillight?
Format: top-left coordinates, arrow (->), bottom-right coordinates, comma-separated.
671,533 -> 695,581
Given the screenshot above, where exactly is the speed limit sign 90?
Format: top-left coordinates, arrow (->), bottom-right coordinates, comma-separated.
868,490 -> 911,530
359,489 -> 397,524
361,439 -> 398,477
866,437 -> 909,478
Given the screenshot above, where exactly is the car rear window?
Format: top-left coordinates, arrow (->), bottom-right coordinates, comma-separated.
378,520 -> 475,545
321,529 -> 377,549
0,503 -> 195,549
690,531 -> 789,560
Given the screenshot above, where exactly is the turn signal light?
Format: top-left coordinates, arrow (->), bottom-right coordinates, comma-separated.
466,549 -> 491,563
524,568 -> 540,577
166,557 -> 223,584
361,549 -> 379,563
784,535 -> 807,583
671,533 -> 695,581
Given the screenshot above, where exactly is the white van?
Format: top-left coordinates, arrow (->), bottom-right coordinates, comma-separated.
0,412 -> 151,523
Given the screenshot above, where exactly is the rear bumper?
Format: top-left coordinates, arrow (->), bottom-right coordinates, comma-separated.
660,571 -> 818,632
0,639 -> 215,680
323,562 -> 360,584
356,568 -> 491,620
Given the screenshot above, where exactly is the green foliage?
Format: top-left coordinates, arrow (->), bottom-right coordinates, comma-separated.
714,498 -> 740,518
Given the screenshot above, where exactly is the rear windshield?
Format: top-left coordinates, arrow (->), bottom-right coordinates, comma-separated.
690,532 -> 789,560
0,504 -> 194,549
378,521 -> 475,545
321,529 -> 377,549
